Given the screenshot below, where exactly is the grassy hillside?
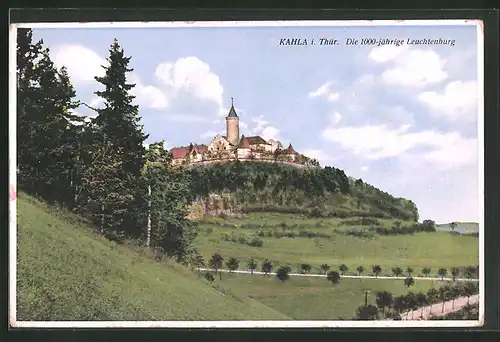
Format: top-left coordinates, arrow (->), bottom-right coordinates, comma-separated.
195,213 -> 479,275
16,193 -> 289,321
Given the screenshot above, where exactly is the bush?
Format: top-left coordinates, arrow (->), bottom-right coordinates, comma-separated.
276,265 -> 292,282
344,228 -> 376,239
240,223 -> 263,229
328,210 -> 350,219
338,218 -> 381,226
248,237 -> 264,247
204,272 -> 215,282
308,205 -> 324,218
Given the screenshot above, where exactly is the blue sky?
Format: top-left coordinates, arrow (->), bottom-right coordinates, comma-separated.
31,24 -> 480,224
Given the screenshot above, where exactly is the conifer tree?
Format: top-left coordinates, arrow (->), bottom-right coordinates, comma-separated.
77,124 -> 129,236
33,51 -> 81,203
17,29 -> 81,203
93,38 -> 148,237
16,28 -> 44,193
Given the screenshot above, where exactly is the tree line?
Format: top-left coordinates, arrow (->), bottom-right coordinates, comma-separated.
186,162 -> 419,220
193,252 -> 479,282
16,29 -> 196,261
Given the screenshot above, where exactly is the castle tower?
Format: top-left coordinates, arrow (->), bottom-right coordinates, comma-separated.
225,97 -> 240,145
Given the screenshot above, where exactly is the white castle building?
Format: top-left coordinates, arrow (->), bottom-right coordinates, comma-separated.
170,99 -> 305,167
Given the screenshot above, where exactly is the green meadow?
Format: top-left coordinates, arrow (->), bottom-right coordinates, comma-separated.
209,273 -> 442,320
195,213 -> 479,276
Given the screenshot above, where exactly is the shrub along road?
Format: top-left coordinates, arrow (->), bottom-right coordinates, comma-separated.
197,268 -> 479,282
401,294 -> 480,320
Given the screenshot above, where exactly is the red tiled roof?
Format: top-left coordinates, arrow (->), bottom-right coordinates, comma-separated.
245,136 -> 269,145
241,138 -> 250,148
170,147 -> 190,159
284,143 -> 296,154
194,144 -> 208,153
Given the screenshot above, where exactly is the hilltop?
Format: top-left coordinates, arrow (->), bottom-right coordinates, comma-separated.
184,161 -> 420,222
16,192 -> 289,321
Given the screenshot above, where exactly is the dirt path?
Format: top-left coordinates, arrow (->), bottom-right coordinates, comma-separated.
198,268 -> 479,282
401,294 -> 479,320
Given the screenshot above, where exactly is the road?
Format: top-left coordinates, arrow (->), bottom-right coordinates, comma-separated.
401,294 -> 479,320
197,268 -> 479,282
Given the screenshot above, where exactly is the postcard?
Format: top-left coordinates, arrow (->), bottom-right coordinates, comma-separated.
9,18 -> 484,328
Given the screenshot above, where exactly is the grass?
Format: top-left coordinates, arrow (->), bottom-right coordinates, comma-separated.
209,272 -> 442,320
15,192 -> 479,321
195,213 -> 479,276
16,192 -> 289,321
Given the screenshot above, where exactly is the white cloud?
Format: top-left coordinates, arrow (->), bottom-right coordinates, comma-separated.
249,115 -> 280,140
369,45 -> 447,87
419,80 -> 478,121
361,166 -> 369,172
327,92 -> 340,102
155,56 -> 223,106
322,124 -> 477,170
201,130 -> 224,139
132,83 -> 168,109
421,137 -> 477,171
368,45 -> 409,63
300,148 -> 333,163
308,82 -> 332,98
53,45 -> 107,84
89,97 -> 103,107
308,81 -> 340,102
260,126 -> 280,140
330,112 -> 342,125
54,45 -> 167,110
127,71 -> 168,110
251,115 -> 269,134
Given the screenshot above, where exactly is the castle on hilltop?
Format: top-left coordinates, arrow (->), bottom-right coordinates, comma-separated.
170,99 -> 317,167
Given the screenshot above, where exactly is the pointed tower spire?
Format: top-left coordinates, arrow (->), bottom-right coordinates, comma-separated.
227,97 -> 238,118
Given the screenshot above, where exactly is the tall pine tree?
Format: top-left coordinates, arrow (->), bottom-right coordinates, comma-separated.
33,51 -> 81,203
16,28 -> 44,194
17,29 -> 81,203
92,38 -> 148,237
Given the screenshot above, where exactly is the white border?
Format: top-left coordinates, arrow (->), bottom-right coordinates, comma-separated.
9,24 -> 18,328
9,19 -> 485,329
476,21 -> 485,327
16,19 -> 479,29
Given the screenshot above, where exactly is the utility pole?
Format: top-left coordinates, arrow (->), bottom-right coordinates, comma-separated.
364,290 -> 369,307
